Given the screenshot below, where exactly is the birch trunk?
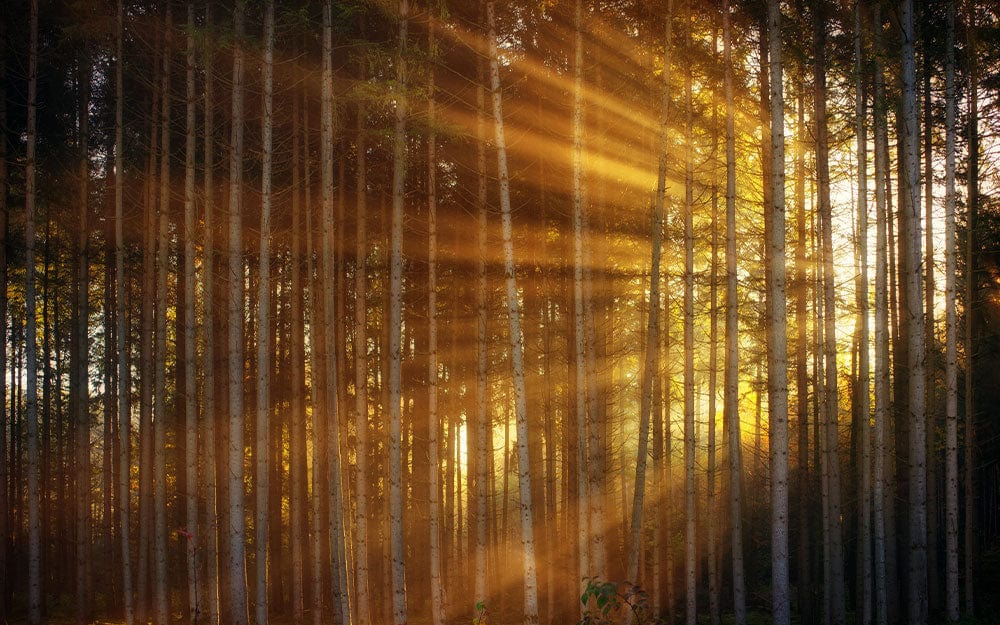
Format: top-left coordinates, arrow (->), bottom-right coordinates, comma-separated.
320,5 -> 351,622
201,7 -> 221,619
723,1 -> 746,620
25,0 -> 41,619
943,1 -> 959,620
487,3 -> 540,622
767,0 -> 791,622
255,4 -> 274,623
427,11 -> 445,625
227,2 -> 249,621
901,2 -> 929,622
183,6 -> 200,620
387,2 -> 409,623
153,12 -> 171,622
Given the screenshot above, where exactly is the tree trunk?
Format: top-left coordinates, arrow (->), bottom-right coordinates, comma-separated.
255,4 -> 274,622
25,0 -> 41,620
387,2 -> 409,623
227,2 -> 249,621
683,5 -> 696,622
723,2 -> 746,621
767,0 -> 791,622
943,2 -> 959,620
963,2 -> 977,614
487,3 -> 540,623
901,2 -> 928,623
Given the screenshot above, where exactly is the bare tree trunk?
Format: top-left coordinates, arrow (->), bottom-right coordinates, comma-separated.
254,4 -> 274,623
487,3 -> 540,623
871,7 -> 890,620
387,2 -> 409,623
767,0 -> 791,622
74,50 -> 92,625
0,16 -> 8,622
183,6 -> 200,620
854,4 -> 872,621
320,5 -> 351,622
201,7 -> 221,619
901,2 -> 928,622
963,2 -> 977,615
153,12 -> 172,622
570,0 -> 590,594
426,11 -> 445,625
628,0 -> 668,587
943,2 -> 959,620
25,0 -> 41,620
683,5 -> 696,622
227,2 -> 249,621
723,2 -> 745,621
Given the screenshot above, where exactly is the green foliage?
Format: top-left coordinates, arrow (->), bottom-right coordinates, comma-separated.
579,578 -> 658,625
473,600 -> 488,625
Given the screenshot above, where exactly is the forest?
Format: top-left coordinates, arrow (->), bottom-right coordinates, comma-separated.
2,0 -> 1000,624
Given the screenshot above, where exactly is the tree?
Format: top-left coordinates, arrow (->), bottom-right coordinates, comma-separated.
487,2 -> 540,622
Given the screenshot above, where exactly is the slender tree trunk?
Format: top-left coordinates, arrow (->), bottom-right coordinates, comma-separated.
487,3 -> 540,623
352,33 -> 372,625
943,2 -> 959,620
254,4 -> 274,623
387,2 -> 409,623
153,12 -> 171,622
723,2 -> 745,621
854,5 -> 872,621
0,15 -> 7,622
901,2 -> 928,623
74,51 -> 92,625
963,2 -> 977,614
426,11 -> 445,625
767,0 -> 791,622
25,0 -> 41,620
871,7 -> 890,619
182,6 -> 201,620
202,7 -> 221,619
474,36 -> 490,612
813,7 -> 846,624
227,2 -> 249,621
571,0 -> 590,592
320,6 -> 351,622
683,5 -> 696,622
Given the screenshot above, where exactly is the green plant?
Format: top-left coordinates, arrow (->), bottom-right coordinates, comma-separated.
579,578 -> 657,625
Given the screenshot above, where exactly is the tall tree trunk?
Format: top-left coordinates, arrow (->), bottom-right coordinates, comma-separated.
0,13 -> 7,621
963,1 -> 977,614
854,5 -> 872,621
227,2 -> 249,621
427,11 -> 445,625
767,0 -> 791,622
871,7 -> 890,620
571,0 -> 590,593
25,0 -> 41,620
74,51 -> 92,625
387,2 -> 410,623
320,5 -> 351,622
487,3 -> 540,623
202,7 -> 221,619
814,5 -> 846,622
255,4 -> 274,623
683,4 -> 696,622
943,1 -> 959,620
901,2 -> 928,623
183,6 -> 201,620
153,12 -> 171,623
352,33 -> 372,625
723,2 -> 746,621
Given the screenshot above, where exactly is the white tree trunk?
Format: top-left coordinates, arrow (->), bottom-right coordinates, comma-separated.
183,5 -> 200,620
387,2 -> 409,623
723,2 -> 746,621
943,2 -> 960,620
24,0 -> 41,620
255,4 -> 274,623
427,13 -> 445,625
487,3 -> 540,623
227,2 -> 249,622
766,0 -> 791,622
901,2 -> 929,623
